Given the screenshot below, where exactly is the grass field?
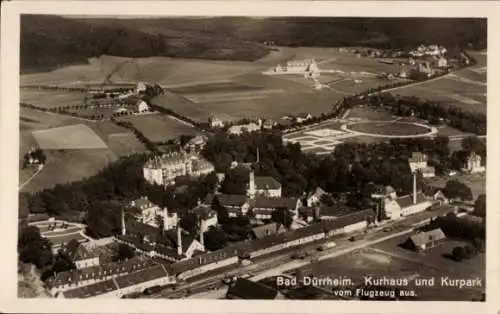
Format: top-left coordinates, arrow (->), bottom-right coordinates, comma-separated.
20,148 -> 117,193
292,234 -> 484,301
347,121 -> 432,136
21,88 -> 86,108
117,113 -> 199,142
19,108 -> 146,191
392,51 -> 486,114
21,49 -> 398,123
32,124 -> 109,150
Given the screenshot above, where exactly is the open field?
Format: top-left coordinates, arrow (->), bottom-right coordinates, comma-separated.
21,49 -> 401,123
117,113 -> 199,142
346,121 -> 433,136
291,233 -> 484,300
20,149 -> 117,193
21,55 -> 266,88
32,124 -> 108,150
20,108 -> 146,157
392,51 -> 486,114
21,88 -> 86,108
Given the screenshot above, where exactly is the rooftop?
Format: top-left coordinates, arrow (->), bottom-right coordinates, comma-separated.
254,176 -> 281,190
252,196 -> 298,210
410,228 -> 446,246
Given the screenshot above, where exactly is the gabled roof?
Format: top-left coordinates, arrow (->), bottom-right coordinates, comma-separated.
395,192 -> 428,208
307,187 -> 327,199
170,246 -> 240,275
254,176 -> 281,190
216,194 -> 248,207
227,278 -> 279,299
48,257 -> 155,288
410,228 -> 446,247
251,223 -> 286,239
164,229 -> 197,253
319,206 -> 354,218
252,196 -> 298,210
114,265 -> 169,289
61,279 -> 117,298
60,239 -> 94,262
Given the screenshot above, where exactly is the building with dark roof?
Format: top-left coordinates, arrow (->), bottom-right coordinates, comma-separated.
407,228 -> 446,252
214,194 -> 250,218
170,246 -> 240,280
251,196 -> 301,220
317,206 -> 355,221
226,278 -> 283,299
306,187 -> 327,207
253,176 -> 282,197
59,239 -> 100,269
47,257 -> 154,296
251,223 -> 286,239
58,264 -> 175,298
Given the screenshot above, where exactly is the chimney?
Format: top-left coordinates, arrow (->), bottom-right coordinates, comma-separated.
256,147 -> 260,164
248,167 -> 256,199
413,171 -> 417,205
163,207 -> 168,230
121,208 -> 126,236
177,225 -> 183,256
199,228 -> 205,247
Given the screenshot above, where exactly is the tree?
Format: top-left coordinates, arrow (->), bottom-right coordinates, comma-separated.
203,227 -> 228,251
443,180 -> 473,201
271,208 -> 293,229
452,246 -> 466,261
115,243 -> 135,262
18,226 -> 53,269
180,212 -> 199,235
473,194 -> 486,218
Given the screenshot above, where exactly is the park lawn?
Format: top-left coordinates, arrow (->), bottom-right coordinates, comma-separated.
348,121 -> 431,136
117,113 -> 199,142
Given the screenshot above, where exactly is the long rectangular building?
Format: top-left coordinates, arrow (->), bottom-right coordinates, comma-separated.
59,264 -> 175,298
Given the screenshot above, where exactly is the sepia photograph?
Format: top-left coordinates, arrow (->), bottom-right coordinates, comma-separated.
1,1 -> 499,314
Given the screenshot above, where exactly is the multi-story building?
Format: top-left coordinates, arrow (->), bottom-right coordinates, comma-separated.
464,152 -> 485,173
143,151 -> 215,186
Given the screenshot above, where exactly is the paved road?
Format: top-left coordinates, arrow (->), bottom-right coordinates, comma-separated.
147,205 -> 455,299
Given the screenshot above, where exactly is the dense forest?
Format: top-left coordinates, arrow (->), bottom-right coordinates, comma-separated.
21,15 -> 486,72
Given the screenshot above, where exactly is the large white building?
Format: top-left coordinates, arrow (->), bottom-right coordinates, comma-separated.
247,169 -> 282,198
129,197 -> 178,230
464,152 -> 485,173
408,152 -> 435,178
375,173 -> 433,220
143,151 -> 215,186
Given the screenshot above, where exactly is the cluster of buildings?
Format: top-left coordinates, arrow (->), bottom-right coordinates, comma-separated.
143,151 -> 215,186
226,118 -> 277,135
463,152 -> 485,173
409,44 -> 448,58
272,59 -> 320,76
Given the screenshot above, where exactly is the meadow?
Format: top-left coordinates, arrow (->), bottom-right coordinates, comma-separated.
117,113 -> 199,142
21,88 -> 86,108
